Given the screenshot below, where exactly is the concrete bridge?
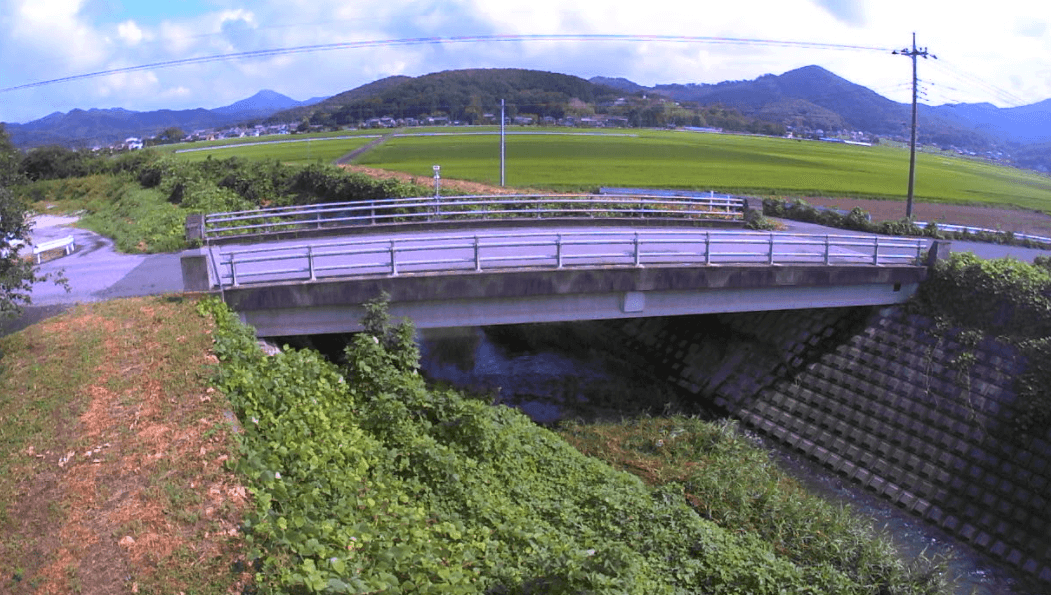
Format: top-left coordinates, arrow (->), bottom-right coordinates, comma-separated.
181,195 -> 934,336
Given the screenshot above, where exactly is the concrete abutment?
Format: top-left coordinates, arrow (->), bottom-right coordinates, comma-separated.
602,305 -> 1051,582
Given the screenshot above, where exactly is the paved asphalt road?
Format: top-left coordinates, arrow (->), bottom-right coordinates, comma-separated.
1,217 -> 189,336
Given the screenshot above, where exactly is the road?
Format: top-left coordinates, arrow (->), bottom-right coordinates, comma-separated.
1,216 -> 188,336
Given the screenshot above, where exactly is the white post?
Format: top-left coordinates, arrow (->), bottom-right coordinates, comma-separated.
824,235 -> 831,265
633,232 -> 642,267
307,246 -> 316,281
768,233 -> 775,264
556,234 -> 563,268
474,236 -> 482,272
390,240 -> 398,276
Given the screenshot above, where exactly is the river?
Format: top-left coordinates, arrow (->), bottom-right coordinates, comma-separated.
416,322 -> 1047,595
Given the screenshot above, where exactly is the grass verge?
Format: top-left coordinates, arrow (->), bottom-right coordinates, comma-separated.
0,296 -> 248,594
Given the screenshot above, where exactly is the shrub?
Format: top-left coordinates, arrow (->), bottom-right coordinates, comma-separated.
200,298 -> 950,594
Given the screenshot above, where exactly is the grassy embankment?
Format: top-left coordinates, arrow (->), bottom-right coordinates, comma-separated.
0,296 -> 248,594
0,295 -> 952,593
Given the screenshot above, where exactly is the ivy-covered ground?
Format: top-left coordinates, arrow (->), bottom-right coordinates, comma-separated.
204,297 -> 950,594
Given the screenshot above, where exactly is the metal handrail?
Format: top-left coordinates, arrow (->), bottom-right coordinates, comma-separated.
214,230 -> 925,289
203,193 -> 748,240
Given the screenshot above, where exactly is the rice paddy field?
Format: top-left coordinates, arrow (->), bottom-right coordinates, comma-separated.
167,130 -> 381,165
172,127 -> 1051,213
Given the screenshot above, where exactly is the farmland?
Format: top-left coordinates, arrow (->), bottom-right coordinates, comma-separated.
169,127 -> 1051,213
167,130 -> 380,165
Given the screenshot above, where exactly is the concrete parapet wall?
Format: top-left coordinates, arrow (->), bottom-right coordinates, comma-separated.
610,306 -> 1051,582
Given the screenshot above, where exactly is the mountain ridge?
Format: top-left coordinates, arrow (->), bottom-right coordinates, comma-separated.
3,90 -> 325,148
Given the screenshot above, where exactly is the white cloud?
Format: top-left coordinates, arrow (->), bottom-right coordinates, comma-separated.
0,0 -> 1049,123
117,20 -> 144,45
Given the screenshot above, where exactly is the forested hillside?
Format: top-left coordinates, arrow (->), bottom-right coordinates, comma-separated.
275,68 -> 785,135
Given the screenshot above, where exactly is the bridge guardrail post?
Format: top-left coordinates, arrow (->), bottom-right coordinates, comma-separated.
556,234 -> 564,269
633,232 -> 642,267
474,236 -> 482,272
389,240 -> 398,276
873,237 -> 880,265
768,233 -> 775,265
230,255 -> 239,287
824,235 -> 831,265
307,246 -> 316,281
705,232 -> 711,265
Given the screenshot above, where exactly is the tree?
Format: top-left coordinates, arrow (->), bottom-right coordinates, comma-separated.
159,127 -> 186,144
0,124 -> 63,319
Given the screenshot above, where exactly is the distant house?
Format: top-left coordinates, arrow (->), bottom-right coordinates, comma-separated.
124,137 -> 143,150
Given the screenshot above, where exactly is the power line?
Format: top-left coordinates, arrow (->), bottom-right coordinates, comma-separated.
928,59 -> 1027,107
0,34 -> 892,94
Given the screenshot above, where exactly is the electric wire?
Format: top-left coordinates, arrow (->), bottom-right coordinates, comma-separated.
0,34 -> 893,94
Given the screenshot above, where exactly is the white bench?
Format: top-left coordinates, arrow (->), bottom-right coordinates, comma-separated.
33,236 -> 76,263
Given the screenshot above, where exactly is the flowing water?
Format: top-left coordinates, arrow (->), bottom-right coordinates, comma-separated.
416,323 -> 1047,595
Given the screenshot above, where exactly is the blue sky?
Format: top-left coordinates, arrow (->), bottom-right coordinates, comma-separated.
0,0 -> 1048,124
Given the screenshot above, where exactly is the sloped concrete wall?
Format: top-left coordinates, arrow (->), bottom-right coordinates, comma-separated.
609,306 -> 1051,582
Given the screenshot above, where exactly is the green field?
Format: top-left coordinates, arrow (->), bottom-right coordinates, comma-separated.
175,127 -> 1051,212
165,130 -> 381,165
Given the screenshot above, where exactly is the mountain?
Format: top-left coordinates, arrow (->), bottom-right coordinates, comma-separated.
269,68 -> 623,126
211,89 -> 321,120
4,90 -> 327,149
589,76 -> 647,93
932,98 -> 1051,144
601,66 -> 1025,150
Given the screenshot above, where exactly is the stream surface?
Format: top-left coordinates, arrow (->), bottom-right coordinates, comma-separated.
416,324 -> 1046,595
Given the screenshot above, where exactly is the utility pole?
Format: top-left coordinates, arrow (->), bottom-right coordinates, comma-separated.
893,33 -> 936,218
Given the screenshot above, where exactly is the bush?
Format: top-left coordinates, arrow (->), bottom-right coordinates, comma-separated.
916,252 -> 1051,439
201,298 -> 950,594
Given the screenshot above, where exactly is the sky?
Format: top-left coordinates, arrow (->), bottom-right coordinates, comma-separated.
0,0 -> 1048,124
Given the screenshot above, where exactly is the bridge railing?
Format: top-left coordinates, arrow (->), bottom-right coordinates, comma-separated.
215,230 -> 925,289
203,194 -> 748,241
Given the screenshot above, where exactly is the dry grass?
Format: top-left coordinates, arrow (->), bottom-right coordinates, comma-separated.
0,296 -> 249,594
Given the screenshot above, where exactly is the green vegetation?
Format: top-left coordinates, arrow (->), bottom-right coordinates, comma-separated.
352,130 -> 1051,210
170,135 -> 378,165
916,253 -> 1051,438
16,151 -> 428,253
204,296 -> 949,594
559,418 -> 948,592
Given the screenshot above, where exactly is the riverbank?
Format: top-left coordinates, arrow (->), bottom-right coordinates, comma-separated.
0,297 -> 249,594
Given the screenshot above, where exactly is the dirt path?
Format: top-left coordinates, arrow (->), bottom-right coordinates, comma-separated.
792,196 -> 1051,237
339,164 -> 548,195
335,132 -> 395,165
